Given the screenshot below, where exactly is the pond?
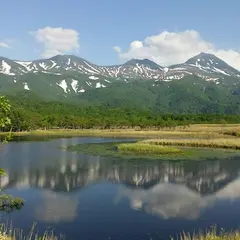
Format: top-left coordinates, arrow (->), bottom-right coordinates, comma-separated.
0,136 -> 240,240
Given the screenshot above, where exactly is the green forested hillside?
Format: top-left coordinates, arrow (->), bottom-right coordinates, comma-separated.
78,76 -> 240,114
1,91 -> 239,131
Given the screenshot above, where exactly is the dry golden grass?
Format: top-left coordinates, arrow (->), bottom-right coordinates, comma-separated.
0,124 -> 240,139
176,227 -> 240,240
0,129 -> 230,138
0,223 -> 64,240
177,124 -> 240,134
0,233 -> 11,240
144,138 -> 240,150
29,129 -> 221,138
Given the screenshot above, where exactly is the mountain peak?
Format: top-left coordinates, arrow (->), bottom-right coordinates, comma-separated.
49,54 -> 84,62
184,52 -> 240,77
185,52 -> 217,64
123,58 -> 162,69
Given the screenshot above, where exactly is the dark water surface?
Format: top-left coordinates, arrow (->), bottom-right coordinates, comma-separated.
1,137 -> 240,240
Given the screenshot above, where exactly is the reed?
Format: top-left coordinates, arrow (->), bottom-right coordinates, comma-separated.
0,223 -> 65,240
174,226 -> 240,240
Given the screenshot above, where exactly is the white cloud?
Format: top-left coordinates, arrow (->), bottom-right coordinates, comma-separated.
114,30 -> 240,70
31,27 -> 79,58
113,46 -> 121,53
0,42 -> 10,48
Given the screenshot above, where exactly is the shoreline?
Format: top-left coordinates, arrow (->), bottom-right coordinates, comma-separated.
1,124 -> 240,151
1,125 -> 239,138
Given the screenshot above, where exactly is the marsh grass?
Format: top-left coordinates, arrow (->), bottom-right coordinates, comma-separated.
66,142 -> 164,160
117,143 -> 182,154
1,129 -> 214,138
67,142 -> 240,161
144,138 -> 240,150
0,223 -> 65,240
174,226 -> 240,240
1,124 -> 239,139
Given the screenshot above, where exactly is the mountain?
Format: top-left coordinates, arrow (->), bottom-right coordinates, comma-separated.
168,52 -> 240,83
1,52 -> 240,113
0,55 -> 164,79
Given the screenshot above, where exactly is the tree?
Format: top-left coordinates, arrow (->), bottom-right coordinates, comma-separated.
0,96 -> 11,147
0,95 -> 24,212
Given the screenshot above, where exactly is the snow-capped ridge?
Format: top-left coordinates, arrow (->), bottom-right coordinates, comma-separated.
0,53 -> 239,83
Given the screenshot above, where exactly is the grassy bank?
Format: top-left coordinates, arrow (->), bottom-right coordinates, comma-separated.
117,143 -> 182,154
67,141 -> 240,160
1,129 -> 218,138
1,124 -> 240,138
143,138 -> 240,150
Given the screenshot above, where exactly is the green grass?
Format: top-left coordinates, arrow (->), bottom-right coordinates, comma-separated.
66,141 -> 240,161
117,143 -> 182,154
144,138 -> 240,150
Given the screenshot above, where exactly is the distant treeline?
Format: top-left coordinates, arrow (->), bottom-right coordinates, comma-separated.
1,93 -> 240,131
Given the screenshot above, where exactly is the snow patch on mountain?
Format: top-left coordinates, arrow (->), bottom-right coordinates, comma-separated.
212,67 -> 230,76
57,80 -> 68,93
96,82 -> 106,88
1,60 -> 15,75
42,71 -> 61,75
50,60 -> 57,69
89,76 -> 99,80
15,61 -> 33,71
84,61 -> 100,74
71,79 -> 78,93
23,82 -> 30,90
39,62 -> 48,70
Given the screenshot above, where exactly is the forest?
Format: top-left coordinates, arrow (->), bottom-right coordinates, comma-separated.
1,92 -> 240,132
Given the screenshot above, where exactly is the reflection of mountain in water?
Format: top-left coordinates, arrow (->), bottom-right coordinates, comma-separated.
2,137 -> 240,225
1,150 -> 240,222
1,156 -> 240,196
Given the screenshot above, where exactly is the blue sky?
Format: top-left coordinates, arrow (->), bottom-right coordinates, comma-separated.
1,0 -> 240,68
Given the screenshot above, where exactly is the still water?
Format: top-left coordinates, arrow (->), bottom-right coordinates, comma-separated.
0,136 -> 240,240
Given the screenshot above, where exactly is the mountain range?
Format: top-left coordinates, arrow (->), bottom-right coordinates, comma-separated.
1,52 -> 240,113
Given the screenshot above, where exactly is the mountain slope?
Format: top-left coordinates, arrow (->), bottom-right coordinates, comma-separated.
168,52 -> 240,83
1,52 -> 239,82
1,53 -> 240,114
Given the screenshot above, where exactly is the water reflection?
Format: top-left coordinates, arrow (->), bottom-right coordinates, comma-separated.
1,154 -> 239,196
1,137 -> 240,239
35,190 -> 78,223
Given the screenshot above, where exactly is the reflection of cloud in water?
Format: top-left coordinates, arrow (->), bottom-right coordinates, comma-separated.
119,178 -> 240,220
35,190 -> 78,223
119,183 -> 213,220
